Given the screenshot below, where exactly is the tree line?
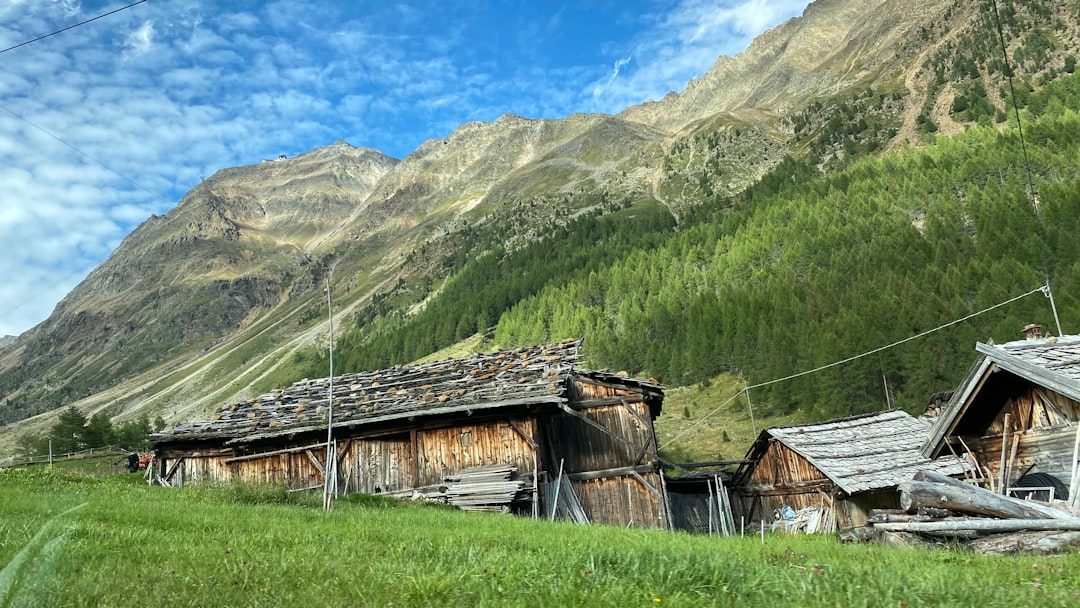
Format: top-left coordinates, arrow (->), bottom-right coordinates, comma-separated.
17,407 -> 165,457
286,70 -> 1080,423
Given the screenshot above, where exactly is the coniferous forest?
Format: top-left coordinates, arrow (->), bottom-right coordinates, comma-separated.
294,71 -> 1080,422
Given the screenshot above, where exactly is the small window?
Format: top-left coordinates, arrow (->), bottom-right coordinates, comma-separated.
460,431 -> 473,447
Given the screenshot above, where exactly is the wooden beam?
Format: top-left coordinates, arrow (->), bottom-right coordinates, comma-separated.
631,471 -> 663,499
907,468 -> 1075,520
506,419 -> 539,451
633,437 -> 653,466
163,457 -> 184,483
556,403 -> 635,449
568,395 -> 646,409
223,442 -> 327,463
874,518 -> 1080,534
744,479 -> 835,495
305,450 -> 326,477
565,464 -> 656,482
620,399 -> 651,432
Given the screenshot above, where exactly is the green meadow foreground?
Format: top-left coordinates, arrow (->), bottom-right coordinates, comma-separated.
3,469 -> 1080,607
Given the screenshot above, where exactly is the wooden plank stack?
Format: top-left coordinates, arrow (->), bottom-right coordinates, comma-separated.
444,464 -> 526,512
839,469 -> 1080,554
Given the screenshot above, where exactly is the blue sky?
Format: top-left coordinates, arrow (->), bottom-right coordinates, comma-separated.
0,0 -> 809,337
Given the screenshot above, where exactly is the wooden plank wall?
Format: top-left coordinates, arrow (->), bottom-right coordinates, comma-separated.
986,387 -> 1080,434
739,440 -> 848,527
414,418 -> 538,487
349,434 -> 415,494
963,424 -> 1077,491
544,403 -> 654,474
172,455 -> 232,486
571,473 -> 667,527
743,490 -> 855,529
745,439 -> 829,488
543,379 -> 668,527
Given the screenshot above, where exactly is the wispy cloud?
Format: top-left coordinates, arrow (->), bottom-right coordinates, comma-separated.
583,0 -> 808,111
0,0 -> 809,336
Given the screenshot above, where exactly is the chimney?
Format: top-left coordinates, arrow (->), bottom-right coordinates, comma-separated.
1022,323 -> 1042,341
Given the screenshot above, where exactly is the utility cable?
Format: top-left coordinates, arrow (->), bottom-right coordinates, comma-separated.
744,285 -> 1045,391
0,1 -> 148,55
989,0 -> 1061,333
989,0 -> 1037,212
0,103 -> 172,206
658,285 -> 1046,449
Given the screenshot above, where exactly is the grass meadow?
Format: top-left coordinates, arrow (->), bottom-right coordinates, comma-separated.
3,468 -> 1080,607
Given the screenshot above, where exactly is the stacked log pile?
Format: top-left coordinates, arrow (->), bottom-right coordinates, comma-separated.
840,470 -> 1080,554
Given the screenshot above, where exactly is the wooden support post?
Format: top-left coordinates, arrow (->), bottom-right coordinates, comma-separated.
410,429 -> 419,488
550,458 -> 564,522
1005,428 -> 1020,497
999,413 -> 1010,494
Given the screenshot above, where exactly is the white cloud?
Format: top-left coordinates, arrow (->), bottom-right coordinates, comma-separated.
0,0 -> 811,337
583,0 -> 808,112
125,20 -> 154,55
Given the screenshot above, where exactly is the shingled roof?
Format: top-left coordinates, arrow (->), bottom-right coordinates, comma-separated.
739,410 -> 971,495
155,339 -> 586,446
922,335 -> 1080,458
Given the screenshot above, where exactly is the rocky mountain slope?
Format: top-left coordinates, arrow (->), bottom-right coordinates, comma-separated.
2,0 -> 1076,453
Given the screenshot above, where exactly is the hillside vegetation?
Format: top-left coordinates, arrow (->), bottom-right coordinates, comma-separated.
293,76 -> 1080,423
4,0 -> 1080,454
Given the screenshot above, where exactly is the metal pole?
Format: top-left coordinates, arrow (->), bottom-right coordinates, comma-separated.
1045,280 -> 1064,337
324,275 -> 335,511
744,386 -> 757,437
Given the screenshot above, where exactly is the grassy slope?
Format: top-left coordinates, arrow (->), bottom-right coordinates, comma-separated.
3,469 -> 1079,607
655,374 -> 809,464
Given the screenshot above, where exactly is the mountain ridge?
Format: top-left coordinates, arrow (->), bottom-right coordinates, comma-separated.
3,0 -> 1077,455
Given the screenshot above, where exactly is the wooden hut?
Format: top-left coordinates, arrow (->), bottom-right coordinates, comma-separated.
151,339 -> 670,528
733,410 -> 971,531
921,333 -> 1080,500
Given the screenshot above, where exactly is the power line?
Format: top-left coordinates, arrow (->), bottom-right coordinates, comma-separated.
0,266 -> 90,319
0,0 -> 149,56
745,285 -> 1046,391
0,103 -> 172,206
658,285 -> 1047,449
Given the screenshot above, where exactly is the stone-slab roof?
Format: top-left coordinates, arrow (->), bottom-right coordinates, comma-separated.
922,335 -> 1080,458
746,410 -> 971,495
155,339 -> 584,446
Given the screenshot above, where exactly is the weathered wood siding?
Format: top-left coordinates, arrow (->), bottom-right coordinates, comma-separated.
349,434 -> 415,494
745,439 -> 828,488
986,387 -> 1080,434
163,448 -> 326,489
545,401 -> 656,474
964,425 -> 1076,492
540,378 -> 668,527
414,418 -> 538,487
570,473 -> 667,527
950,386 -> 1080,494
739,439 -> 847,527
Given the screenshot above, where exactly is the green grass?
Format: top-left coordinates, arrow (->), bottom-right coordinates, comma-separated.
3,469 -> 1080,607
656,373 -> 810,464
